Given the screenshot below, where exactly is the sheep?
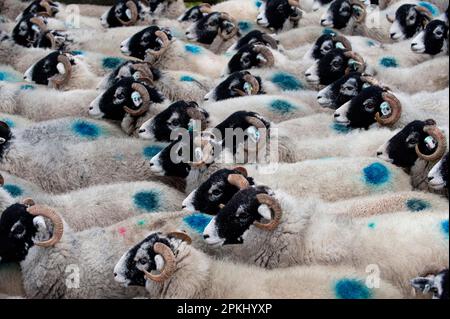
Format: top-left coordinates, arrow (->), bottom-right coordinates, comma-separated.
146,0 -> 186,20
97,61 -> 213,103
427,152 -> 448,194
411,269 -> 449,299
120,26 -> 228,78
0,82 -> 99,121
376,120 -> 448,194
411,18 -> 449,55
182,166 -> 449,216
306,49 -> 449,92
379,0 -> 448,12
100,0 -> 151,28
113,231 -> 403,299
333,85 -> 449,130
201,185 -> 449,296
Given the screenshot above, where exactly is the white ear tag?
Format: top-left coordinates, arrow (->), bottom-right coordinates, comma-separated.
131,91 -> 142,106
348,59 -> 358,68
258,204 -> 272,220
32,25 -> 40,33
424,136 -> 437,150
380,101 -> 391,116
154,254 -> 165,271
257,54 -> 268,64
243,82 -> 253,94
0,137 -> 6,144
362,83 -> 371,89
335,42 -> 345,49
56,62 -> 66,74
247,126 -> 260,143
126,9 -> 132,19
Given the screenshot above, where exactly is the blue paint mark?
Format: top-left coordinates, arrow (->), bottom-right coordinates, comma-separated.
379,57 -> 398,68
185,44 -> 202,55
20,84 -> 35,90
0,71 -> 21,82
271,73 -> 303,91
102,57 -> 125,70
406,199 -> 431,212
180,75 -> 196,82
368,222 -> 376,229
322,28 -> 336,36
331,123 -> 351,134
71,121 -> 101,139
238,21 -> 252,32
418,2 -> 439,16
255,0 -> 262,8
71,50 -> 85,56
269,100 -> 297,114
183,213 -> 213,234
143,145 -> 163,159
334,278 -> 372,299
3,184 -> 23,197
133,191 -> 160,212
0,118 -> 15,128
441,219 -> 449,237
363,162 -> 390,186
367,40 -> 376,47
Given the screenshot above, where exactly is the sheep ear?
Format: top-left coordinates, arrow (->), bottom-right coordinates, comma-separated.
32,216 -> 52,243
131,91 -> 143,106
56,62 -> 66,74
154,254 -> 165,271
386,13 -> 395,23
411,277 -> 434,293
125,9 -> 132,19
257,204 -> 272,220
256,54 -> 268,64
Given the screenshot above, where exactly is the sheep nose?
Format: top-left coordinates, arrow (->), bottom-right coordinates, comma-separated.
317,95 -> 323,100
149,162 -> 154,167
428,176 -> 434,182
305,72 -> 311,77
334,113 -> 340,118
320,19 -> 326,25
411,43 -> 417,47
139,129 -> 146,133
377,151 -> 383,156
390,33 -> 396,38
113,272 -> 117,277
203,234 -> 210,239
182,205 -> 186,209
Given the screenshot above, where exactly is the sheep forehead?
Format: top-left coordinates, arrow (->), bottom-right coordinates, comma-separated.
134,241 -> 153,261
339,1 -> 351,13
167,112 -> 180,123
208,181 -> 225,194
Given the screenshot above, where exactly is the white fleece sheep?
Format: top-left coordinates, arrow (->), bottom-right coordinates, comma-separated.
114,232 -> 403,299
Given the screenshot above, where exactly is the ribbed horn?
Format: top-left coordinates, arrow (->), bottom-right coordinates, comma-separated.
344,51 -> 366,74
228,174 -> 250,190
233,166 -> 248,177
350,0 -> 367,23
49,54 -> 72,89
168,231 -> 192,244
30,17 -> 48,32
416,125 -> 447,162
375,91 -> 402,126
131,63 -> 154,85
38,1 -> 54,17
333,34 -> 352,51
261,33 -> 278,49
253,194 -> 282,231
143,242 -> 177,283
27,205 -> 64,247
288,0 -> 300,7
219,13 -> 238,40
253,45 -> 275,67
145,30 -> 171,59
117,1 -> 139,26
233,73 -> 260,96
22,198 -> 36,207
199,3 -> 212,14
123,83 -> 151,117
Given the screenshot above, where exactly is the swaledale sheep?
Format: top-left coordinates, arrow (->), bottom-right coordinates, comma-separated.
182,167 -> 449,216
100,0 -> 151,28
120,26 -> 228,78
0,82 -> 99,121
202,186 -> 449,296
146,0 -> 186,20
428,152 -> 448,195
411,18 -> 449,55
113,231 -> 403,299
411,268 -> 449,299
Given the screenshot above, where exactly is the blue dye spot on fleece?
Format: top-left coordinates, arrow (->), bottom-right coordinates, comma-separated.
331,123 -> 351,134
418,2 -> 439,16
185,44 -> 202,55
379,57 -> 398,68
1,118 -> 15,128
269,100 -> 297,114
3,184 -> 23,197
180,75 -> 196,82
0,71 -> 20,82
406,199 -> 431,212
133,191 -> 160,212
102,57 -> 125,70
71,50 -> 85,56
441,219 -> 449,237
271,73 -> 303,91
363,162 -> 390,186
368,222 -> 376,229
71,121 -> 101,139
322,28 -> 336,36
255,0 -> 262,8
20,84 -> 35,90
183,213 -> 213,234
366,40 -> 376,47
143,145 -> 163,159
334,278 -> 373,299
238,21 -> 253,32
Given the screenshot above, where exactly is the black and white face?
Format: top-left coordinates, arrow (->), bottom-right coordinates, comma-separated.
89,77 -> 164,121
226,44 -> 273,74
411,20 -> 448,55
256,0 -> 302,31
228,30 -> 279,53
389,4 -> 431,41
100,0 -> 145,28
0,121 -> 12,157
376,120 -> 441,168
23,51 -> 74,85
320,0 -> 364,29
203,186 -> 274,245
307,33 -> 351,61
182,168 -> 255,215
411,269 -> 449,299
120,26 -> 172,60
19,0 -> 59,20
204,71 -> 263,102
313,0 -> 334,11
185,12 -> 238,45
12,14 -> 44,47
317,72 -> 365,109
147,0 -> 170,14
178,4 -> 209,22
138,101 -> 209,142
113,232 -> 171,287
428,152 -> 449,190
0,204 -> 51,263
305,49 -> 359,85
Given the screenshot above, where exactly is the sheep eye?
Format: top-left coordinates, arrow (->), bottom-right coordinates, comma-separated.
434,30 -> 443,37
12,224 -> 25,236
239,212 -> 250,220
331,60 -> 341,68
364,100 -> 375,111
117,93 -> 125,100
171,119 -> 180,126
138,258 -> 147,265
407,137 -> 419,146
211,189 -> 221,196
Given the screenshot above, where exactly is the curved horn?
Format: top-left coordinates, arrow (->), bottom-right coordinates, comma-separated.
261,33 -> 278,49
44,31 -> 57,49
50,54 -> 73,89
22,198 -> 36,207
145,30 -> 170,59
30,17 -> 48,32
38,1 -> 53,17
219,13 -> 238,40
123,83 -> 151,117
186,106 -> 208,130
143,242 -> 177,283
198,3 -> 212,14
254,194 -> 282,231
416,125 -> 447,162
27,205 -> 64,247
233,74 -> 260,96
191,138 -> 214,168
233,166 -> 248,177
333,34 -> 352,51
375,91 -> 402,126
168,231 -> 192,244
245,116 -> 267,152
117,1 -> 139,26
228,174 -> 250,190
253,45 -> 275,67
132,63 -> 154,85
350,0 -> 367,23
288,0 -> 300,7
360,74 -> 392,91
344,51 -> 366,74
415,5 -> 433,21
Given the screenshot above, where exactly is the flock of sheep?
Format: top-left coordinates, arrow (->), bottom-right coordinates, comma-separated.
0,0 -> 448,299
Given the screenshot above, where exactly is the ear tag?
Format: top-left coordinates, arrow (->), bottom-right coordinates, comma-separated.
243,82 -> 253,95
424,136 -> 437,150
125,9 -> 132,19
380,101 -> 391,116
132,72 -> 141,81
188,119 -> 199,133
247,126 -> 260,143
335,42 -> 345,49
362,83 -> 371,89
131,91 -> 142,106
348,59 -> 358,68
32,24 -> 40,33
